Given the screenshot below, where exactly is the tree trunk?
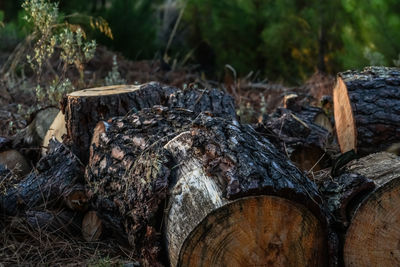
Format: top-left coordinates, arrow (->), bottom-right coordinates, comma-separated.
0,140 -> 87,215
62,83 -> 235,163
333,66 -> 400,154
318,152 -> 400,266
86,107 -> 330,266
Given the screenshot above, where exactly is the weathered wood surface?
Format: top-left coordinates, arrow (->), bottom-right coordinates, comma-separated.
334,66 -> 400,154
87,107 -> 330,266
62,83 -> 236,163
0,140 -> 86,215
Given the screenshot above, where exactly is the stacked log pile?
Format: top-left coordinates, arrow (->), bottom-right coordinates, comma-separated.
2,66 -> 400,266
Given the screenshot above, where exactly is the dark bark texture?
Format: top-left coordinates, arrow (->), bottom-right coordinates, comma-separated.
319,173 -> 375,229
86,106 -> 197,265
339,67 -> 400,154
62,83 -> 236,163
0,140 -> 85,216
256,107 -> 333,171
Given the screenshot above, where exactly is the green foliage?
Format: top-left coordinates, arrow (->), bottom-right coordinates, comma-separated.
96,0 -> 161,60
183,0 -> 347,83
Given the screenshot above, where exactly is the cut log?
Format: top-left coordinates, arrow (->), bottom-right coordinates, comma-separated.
42,111 -> 67,155
12,107 -> 59,148
321,152 -> 400,266
0,140 -> 87,215
333,66 -> 400,154
256,107 -> 334,172
62,83 -> 235,163
163,117 -> 328,266
86,108 -> 330,266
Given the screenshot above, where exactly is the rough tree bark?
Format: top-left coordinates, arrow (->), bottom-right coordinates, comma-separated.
86,107 -> 330,266
333,66 -> 400,154
62,83 -> 235,163
0,140 -> 87,215
86,106 -> 196,265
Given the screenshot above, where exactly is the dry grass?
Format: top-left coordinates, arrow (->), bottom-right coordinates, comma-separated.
0,213 -> 138,266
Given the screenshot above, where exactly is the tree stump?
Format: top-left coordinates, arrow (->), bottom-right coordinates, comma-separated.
62,83 -> 235,163
324,152 -> 400,266
333,66 -> 400,154
86,108 -> 329,266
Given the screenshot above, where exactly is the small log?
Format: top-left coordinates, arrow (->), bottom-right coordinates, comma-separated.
333,66 -> 400,154
0,140 -> 86,215
323,152 -> 400,266
257,107 -> 333,172
13,107 -> 59,148
87,108 -> 330,266
62,83 -> 235,163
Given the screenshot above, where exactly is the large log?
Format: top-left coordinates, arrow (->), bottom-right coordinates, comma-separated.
0,140 -> 87,215
317,152 -> 400,266
62,83 -> 235,163
333,66 -> 400,154
342,152 -> 400,266
164,115 -> 329,267
86,107 -> 330,266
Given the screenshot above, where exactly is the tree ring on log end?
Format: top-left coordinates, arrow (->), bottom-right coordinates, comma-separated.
178,196 -> 327,267
333,77 -> 357,153
344,177 -> 400,266
68,85 -> 140,97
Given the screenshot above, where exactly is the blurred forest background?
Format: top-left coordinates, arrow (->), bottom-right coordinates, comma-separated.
1,0 -> 400,85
